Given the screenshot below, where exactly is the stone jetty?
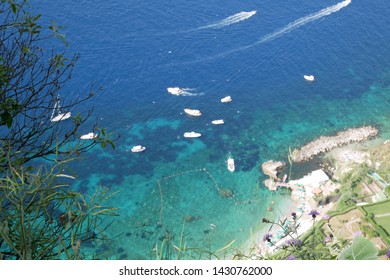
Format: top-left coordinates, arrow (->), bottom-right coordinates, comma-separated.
290,126 -> 378,162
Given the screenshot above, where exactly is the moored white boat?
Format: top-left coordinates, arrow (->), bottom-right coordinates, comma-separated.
227,157 -> 235,172
303,75 -> 315,82
221,96 -> 232,103
51,112 -> 71,122
131,145 -> 146,153
80,132 -> 98,140
51,95 -> 71,122
167,87 -> 183,95
183,131 -> 201,138
184,108 -> 202,116
211,119 -> 224,125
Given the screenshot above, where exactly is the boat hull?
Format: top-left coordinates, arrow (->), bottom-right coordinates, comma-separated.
184,132 -> 201,138
227,158 -> 235,172
51,112 -> 71,122
131,145 -> 146,152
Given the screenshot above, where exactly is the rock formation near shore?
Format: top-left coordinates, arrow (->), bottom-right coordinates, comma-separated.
261,160 -> 286,181
290,126 -> 378,162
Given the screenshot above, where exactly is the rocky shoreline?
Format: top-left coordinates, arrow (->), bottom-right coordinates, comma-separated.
290,126 -> 378,162
253,125 -> 390,258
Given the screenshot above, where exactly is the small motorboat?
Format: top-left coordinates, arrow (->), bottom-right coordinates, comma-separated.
183,132 -> 201,138
221,96 -> 232,103
211,119 -> 224,125
303,75 -> 315,82
227,157 -> 235,172
184,108 -> 202,116
80,132 -> 98,140
167,87 -> 183,95
131,145 -> 146,153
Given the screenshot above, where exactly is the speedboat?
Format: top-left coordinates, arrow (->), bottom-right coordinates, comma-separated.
80,132 -> 98,140
184,108 -> 202,116
183,132 -> 201,138
227,157 -> 235,172
211,119 -> 224,125
221,96 -> 232,103
131,145 -> 146,153
167,87 -> 183,95
303,75 -> 315,82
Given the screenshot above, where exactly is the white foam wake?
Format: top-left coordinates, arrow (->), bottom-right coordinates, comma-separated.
197,10 -> 257,30
181,0 -> 351,63
167,87 -> 203,96
259,0 -> 351,43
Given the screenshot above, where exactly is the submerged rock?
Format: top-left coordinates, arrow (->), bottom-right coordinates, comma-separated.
218,188 -> 235,198
184,215 -> 201,223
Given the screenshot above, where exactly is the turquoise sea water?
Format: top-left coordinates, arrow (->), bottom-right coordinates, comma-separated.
32,0 -> 390,259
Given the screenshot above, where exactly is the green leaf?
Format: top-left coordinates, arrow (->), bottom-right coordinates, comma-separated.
106,140 -> 115,149
337,236 -> 378,260
33,14 -> 42,21
1,112 -> 13,128
21,46 -> 30,54
11,3 -> 17,14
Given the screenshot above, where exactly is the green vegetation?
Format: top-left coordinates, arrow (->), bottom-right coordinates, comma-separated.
360,200 -> 390,245
253,146 -> 390,260
0,158 -> 118,259
0,0 -> 117,259
359,224 -> 379,238
330,163 -> 370,213
375,217 -> 390,234
385,187 -> 390,197
337,236 -> 378,260
153,228 -> 236,260
370,142 -> 390,184
363,200 -> 390,216
0,0 -> 115,172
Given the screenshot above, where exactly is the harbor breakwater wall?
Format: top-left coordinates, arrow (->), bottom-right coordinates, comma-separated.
291,126 -> 378,162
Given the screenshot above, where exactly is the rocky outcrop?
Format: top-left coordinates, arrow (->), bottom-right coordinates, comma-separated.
291,126 -> 378,162
261,160 -> 286,181
264,179 -> 278,191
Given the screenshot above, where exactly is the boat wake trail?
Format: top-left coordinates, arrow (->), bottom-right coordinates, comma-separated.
167,87 -> 203,96
258,0 -> 351,43
196,10 -> 257,30
181,0 -> 351,63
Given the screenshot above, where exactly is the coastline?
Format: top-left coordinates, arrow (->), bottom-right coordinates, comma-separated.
291,126 -> 378,162
238,125 -> 390,259
241,195 -> 298,258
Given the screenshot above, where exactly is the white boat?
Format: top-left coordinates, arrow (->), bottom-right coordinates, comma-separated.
221,96 -> 232,103
80,132 -> 98,140
184,108 -> 202,116
211,119 -> 224,125
51,95 -> 71,122
183,132 -> 201,138
303,75 -> 315,82
227,157 -> 235,172
51,112 -> 71,122
167,87 -> 183,95
131,145 -> 146,153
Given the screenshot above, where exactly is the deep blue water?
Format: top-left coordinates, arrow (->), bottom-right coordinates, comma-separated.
31,0 -> 390,259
